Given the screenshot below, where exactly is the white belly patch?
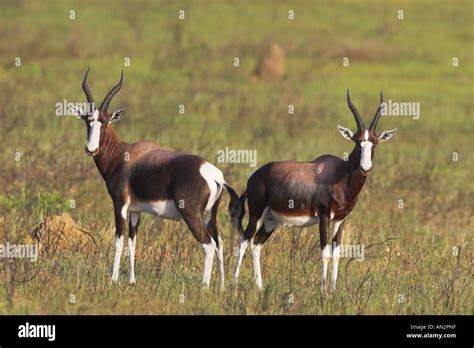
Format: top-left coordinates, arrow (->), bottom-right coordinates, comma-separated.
130,200 -> 182,221
270,209 -> 319,227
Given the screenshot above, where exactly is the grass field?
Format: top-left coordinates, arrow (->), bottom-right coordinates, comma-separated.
0,0 -> 472,314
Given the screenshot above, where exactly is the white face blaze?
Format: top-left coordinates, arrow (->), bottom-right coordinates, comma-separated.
86,109 -> 101,153
360,130 -> 373,171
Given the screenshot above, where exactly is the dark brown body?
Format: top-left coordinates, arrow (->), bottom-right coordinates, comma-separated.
94,128 -> 222,246
236,149 -> 366,249
247,154 -> 366,223
230,90 -> 396,291
76,69 -> 239,288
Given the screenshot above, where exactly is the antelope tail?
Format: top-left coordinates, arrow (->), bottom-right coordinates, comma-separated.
225,185 -> 247,236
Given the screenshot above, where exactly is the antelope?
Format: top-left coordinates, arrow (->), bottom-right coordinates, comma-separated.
73,68 -> 239,289
230,90 -> 397,291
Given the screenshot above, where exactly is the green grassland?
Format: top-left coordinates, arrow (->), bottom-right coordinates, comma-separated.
0,0 -> 472,314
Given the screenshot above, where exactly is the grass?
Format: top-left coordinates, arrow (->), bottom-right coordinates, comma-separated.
0,0 -> 472,314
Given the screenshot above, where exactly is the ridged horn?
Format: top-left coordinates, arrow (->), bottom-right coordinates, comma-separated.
82,67 -> 94,105
346,89 -> 365,131
369,90 -> 384,131
99,70 -> 123,112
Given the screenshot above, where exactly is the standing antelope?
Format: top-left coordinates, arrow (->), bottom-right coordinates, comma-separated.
230,90 -> 397,291
73,68 -> 239,289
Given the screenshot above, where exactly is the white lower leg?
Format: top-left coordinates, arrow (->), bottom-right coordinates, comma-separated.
128,236 -> 137,284
251,241 -> 263,290
201,239 -> 216,288
128,212 -> 140,284
216,236 -> 225,290
331,244 -> 341,291
321,244 -> 332,291
233,238 -> 249,281
111,235 -> 124,282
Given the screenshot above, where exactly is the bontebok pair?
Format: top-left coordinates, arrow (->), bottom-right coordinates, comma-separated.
73,69 -> 396,292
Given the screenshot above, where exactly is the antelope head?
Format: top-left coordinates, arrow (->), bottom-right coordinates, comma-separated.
74,68 -> 126,156
337,90 -> 397,174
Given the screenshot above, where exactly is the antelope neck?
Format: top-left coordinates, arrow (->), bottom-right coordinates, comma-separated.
93,127 -> 127,180
345,144 -> 368,198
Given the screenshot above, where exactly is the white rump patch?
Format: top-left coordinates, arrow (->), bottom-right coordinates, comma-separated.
199,162 -> 225,224
130,200 -> 182,220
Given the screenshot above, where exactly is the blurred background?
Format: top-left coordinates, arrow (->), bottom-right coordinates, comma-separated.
0,0 -> 472,314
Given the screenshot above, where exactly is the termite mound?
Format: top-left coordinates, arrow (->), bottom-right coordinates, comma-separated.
253,42 -> 286,82
29,213 -> 95,252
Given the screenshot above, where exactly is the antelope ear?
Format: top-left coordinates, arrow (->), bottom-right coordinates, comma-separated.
110,108 -> 126,123
378,129 -> 397,142
337,125 -> 354,141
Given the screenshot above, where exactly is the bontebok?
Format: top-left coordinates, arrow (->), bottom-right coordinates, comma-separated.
73,68 -> 239,289
230,90 -> 397,291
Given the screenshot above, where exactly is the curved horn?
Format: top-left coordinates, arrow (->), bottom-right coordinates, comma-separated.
346,89 -> 365,131
82,67 -> 94,104
100,70 -> 124,112
369,90 -> 384,131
